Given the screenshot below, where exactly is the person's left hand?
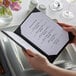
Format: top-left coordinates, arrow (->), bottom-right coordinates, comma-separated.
24,49 -> 50,72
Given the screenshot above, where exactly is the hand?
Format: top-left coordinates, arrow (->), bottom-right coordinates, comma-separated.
58,22 -> 76,44
24,49 -> 50,72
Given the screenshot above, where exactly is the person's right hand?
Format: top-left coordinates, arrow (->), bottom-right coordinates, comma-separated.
58,22 -> 76,44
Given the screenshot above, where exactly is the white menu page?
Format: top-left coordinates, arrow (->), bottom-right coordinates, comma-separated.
21,12 -> 69,55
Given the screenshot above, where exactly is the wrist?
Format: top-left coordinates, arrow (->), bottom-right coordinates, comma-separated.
43,62 -> 52,72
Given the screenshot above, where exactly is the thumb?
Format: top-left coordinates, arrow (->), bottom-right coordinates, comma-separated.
63,27 -> 73,32
58,22 -> 71,27
26,49 -> 36,57
63,26 -> 76,36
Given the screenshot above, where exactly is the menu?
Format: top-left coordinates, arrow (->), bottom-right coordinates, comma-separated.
2,10 -> 69,56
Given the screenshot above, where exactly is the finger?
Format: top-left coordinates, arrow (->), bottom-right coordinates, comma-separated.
23,51 -> 30,58
58,22 -> 72,27
63,27 -> 73,32
26,49 -> 36,57
72,37 -> 76,44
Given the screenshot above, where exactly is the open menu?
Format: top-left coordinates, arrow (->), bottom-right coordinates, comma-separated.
2,8 -> 73,62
